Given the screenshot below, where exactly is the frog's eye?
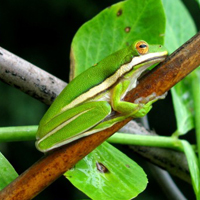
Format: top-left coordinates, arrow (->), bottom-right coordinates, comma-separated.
136,41 -> 149,55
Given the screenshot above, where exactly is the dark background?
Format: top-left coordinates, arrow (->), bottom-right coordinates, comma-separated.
0,0 -> 199,199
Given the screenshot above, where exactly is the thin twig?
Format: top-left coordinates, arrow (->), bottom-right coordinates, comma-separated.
1,31 -> 200,199
0,47 -> 66,105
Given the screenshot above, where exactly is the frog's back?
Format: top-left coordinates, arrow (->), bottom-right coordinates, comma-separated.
40,46 -> 134,124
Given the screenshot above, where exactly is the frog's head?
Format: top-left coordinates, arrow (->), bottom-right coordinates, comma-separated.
122,40 -> 168,91
128,40 -> 168,71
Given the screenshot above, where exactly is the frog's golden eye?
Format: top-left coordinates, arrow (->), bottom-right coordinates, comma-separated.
136,41 -> 149,55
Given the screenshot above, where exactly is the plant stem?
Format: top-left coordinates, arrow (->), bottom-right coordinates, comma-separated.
107,133 -> 184,152
181,140 -> 200,199
191,71 -> 200,166
0,126 -> 37,142
0,126 -> 184,152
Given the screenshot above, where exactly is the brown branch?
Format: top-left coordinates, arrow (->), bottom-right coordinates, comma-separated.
0,45 -> 190,183
0,38 -> 192,181
1,31 -> 200,199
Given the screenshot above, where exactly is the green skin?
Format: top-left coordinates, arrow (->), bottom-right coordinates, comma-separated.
36,41 -> 168,152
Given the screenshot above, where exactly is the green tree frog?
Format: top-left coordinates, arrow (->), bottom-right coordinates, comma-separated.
36,40 -> 168,152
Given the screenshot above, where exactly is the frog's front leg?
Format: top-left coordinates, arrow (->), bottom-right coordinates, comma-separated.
111,80 -> 157,118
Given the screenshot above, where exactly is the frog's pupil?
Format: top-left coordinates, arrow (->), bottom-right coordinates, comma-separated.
139,44 -> 147,48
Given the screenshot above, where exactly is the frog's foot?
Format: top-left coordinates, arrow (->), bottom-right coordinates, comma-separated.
132,92 -> 167,118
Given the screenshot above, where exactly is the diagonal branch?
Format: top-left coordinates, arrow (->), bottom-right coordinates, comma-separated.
1,31 -> 200,199
0,44 -> 190,183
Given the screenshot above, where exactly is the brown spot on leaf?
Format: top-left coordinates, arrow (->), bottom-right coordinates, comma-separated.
125,27 -> 131,33
117,9 -> 122,16
96,162 -> 109,173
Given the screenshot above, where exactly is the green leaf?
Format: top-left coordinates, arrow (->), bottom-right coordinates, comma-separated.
65,142 -> 148,200
181,140 -> 200,198
0,152 -> 18,190
162,0 -> 196,53
170,79 -> 194,135
68,0 -> 165,198
195,0 -> 200,6
162,0 -> 197,135
70,0 -> 166,78
190,70 -> 200,168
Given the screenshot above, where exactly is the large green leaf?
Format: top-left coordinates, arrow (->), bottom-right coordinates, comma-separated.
195,0 -> 200,6
162,0 -> 197,135
0,152 -> 18,190
68,0 -> 166,198
163,0 -> 196,54
181,140 -> 200,198
65,142 -> 148,200
170,79 -> 194,136
70,0 -> 166,78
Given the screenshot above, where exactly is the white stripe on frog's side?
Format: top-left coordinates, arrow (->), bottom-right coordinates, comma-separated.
61,52 -> 167,112
37,108 -> 92,144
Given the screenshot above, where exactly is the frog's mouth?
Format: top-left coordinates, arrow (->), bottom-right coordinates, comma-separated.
133,51 -> 168,70
138,54 -> 168,79
145,54 -> 167,63
121,52 -> 168,95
